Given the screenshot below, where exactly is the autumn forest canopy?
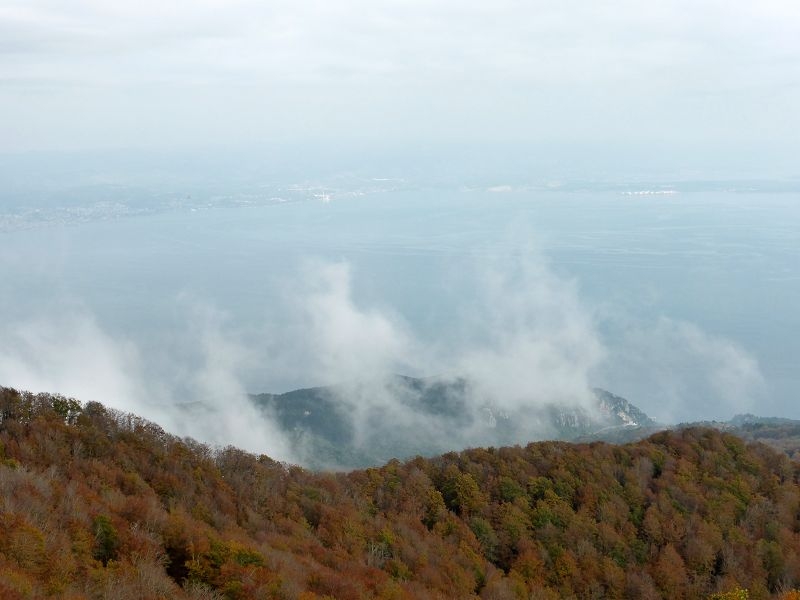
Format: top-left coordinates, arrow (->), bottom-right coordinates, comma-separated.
2,386 -> 800,599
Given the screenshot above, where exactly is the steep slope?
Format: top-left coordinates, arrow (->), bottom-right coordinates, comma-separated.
2,386 -> 800,599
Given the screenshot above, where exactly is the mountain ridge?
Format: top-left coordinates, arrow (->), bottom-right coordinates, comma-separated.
2,384 -> 800,598
249,376 -> 656,469
249,377 -> 800,468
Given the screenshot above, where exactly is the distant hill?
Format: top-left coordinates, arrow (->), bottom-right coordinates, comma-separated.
576,412 -> 800,462
250,377 -> 800,468
250,376 -> 659,468
678,415 -> 800,461
2,385 -> 800,599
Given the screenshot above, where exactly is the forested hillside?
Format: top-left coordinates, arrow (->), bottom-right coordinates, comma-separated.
2,386 -> 800,599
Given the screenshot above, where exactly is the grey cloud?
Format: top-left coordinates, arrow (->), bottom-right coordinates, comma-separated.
254,250 -> 607,465
0,307 -> 297,462
2,1 -> 798,152
600,317 -> 765,423
264,251 -> 767,465
452,252 -> 604,412
0,249 -> 769,467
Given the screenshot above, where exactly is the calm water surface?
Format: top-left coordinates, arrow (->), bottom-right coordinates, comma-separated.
2,189 -> 798,420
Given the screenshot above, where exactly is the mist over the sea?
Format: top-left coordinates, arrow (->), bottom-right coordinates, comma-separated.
1,179 -> 796,459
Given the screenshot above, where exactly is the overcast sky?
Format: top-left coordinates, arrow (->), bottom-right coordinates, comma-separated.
1,0 -> 799,166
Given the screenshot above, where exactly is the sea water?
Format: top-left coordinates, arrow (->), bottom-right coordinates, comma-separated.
1,188 -> 798,421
